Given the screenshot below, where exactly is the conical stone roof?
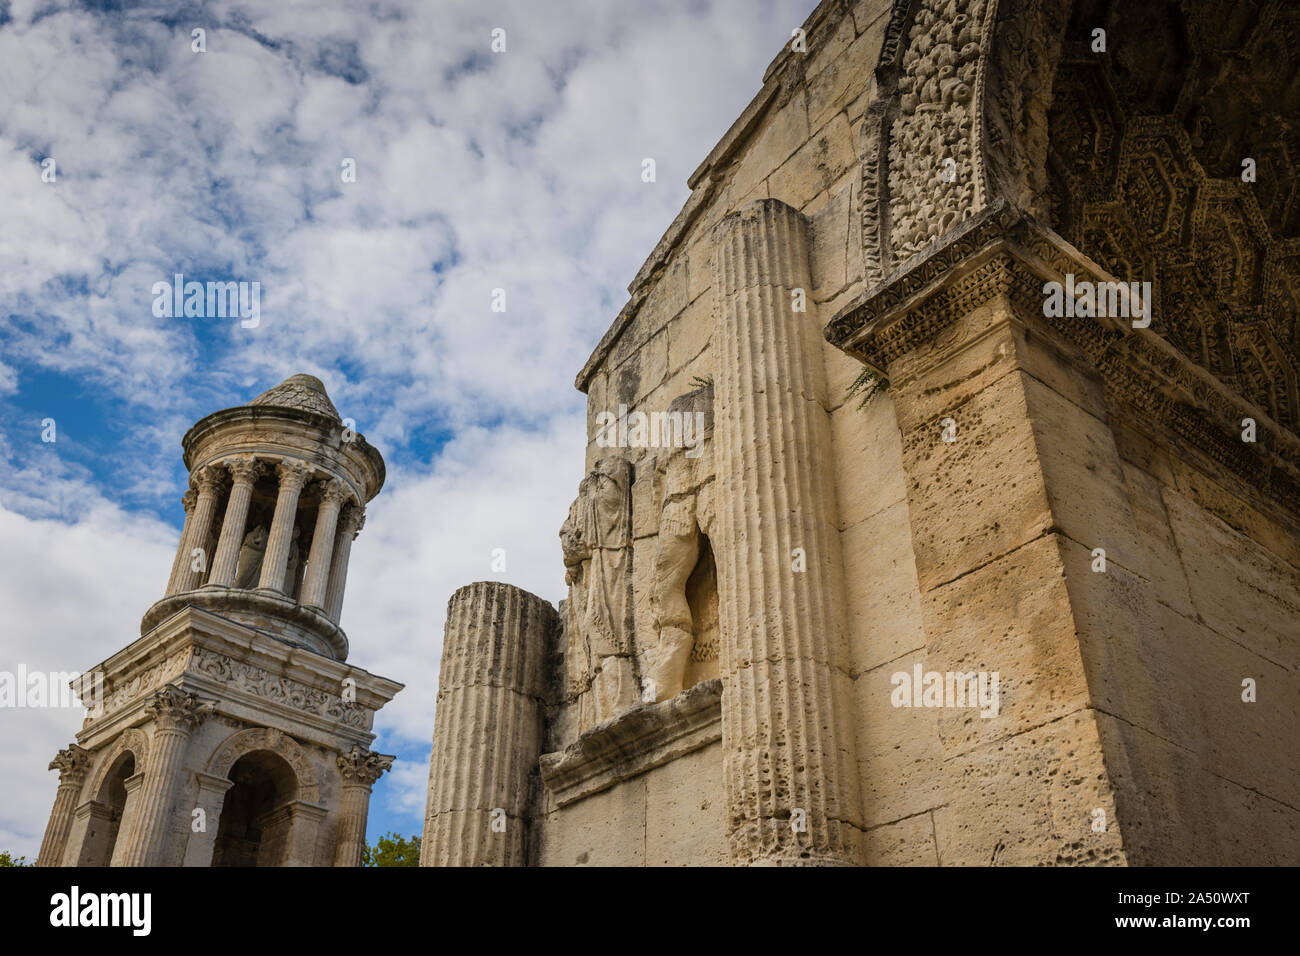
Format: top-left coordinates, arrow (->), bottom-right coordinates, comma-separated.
247,374 -> 341,422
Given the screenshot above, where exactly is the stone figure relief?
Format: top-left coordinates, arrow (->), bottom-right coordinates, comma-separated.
648,454 -> 700,702
283,524 -> 303,596
647,386 -> 717,702
234,525 -> 268,589
560,456 -> 637,733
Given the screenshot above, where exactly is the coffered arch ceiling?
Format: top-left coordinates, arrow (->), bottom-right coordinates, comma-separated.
863,0 -> 1299,431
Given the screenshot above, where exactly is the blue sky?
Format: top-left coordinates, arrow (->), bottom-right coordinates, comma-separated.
0,0 -> 815,859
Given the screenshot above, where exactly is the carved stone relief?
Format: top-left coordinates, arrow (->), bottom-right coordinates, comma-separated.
646,386 -> 719,703
190,646 -> 369,729
559,457 -> 638,733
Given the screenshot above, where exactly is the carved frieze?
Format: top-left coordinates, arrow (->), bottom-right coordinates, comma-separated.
94,649 -> 193,722
190,646 -> 369,729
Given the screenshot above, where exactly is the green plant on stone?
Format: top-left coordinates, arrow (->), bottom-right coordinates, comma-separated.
846,367 -> 888,408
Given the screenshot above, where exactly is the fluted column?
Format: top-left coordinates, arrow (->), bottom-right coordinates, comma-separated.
421,582 -> 556,867
116,686 -> 216,867
173,467 -> 224,594
324,505 -> 364,622
258,460 -> 312,593
711,199 -> 862,865
300,479 -> 348,609
37,744 -> 91,867
208,456 -> 263,587
165,490 -> 198,595
333,746 -> 393,867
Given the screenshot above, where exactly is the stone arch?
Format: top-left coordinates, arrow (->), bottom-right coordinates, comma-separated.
206,727 -> 319,802
84,727 -> 149,802
864,0 -> 1300,429
862,0 -> 1075,281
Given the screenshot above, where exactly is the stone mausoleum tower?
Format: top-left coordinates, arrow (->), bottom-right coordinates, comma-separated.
37,374 -> 402,867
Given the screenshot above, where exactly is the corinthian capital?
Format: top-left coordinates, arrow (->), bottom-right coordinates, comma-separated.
193,465 -> 226,497
182,489 -> 198,515
317,477 -> 350,507
336,746 -> 393,786
48,744 -> 91,787
146,685 -> 218,734
224,455 -> 265,485
274,460 -> 314,492
340,504 -> 366,538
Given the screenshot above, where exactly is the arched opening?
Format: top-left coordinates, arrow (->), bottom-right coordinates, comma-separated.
683,532 -> 720,688
79,752 -> 134,866
211,750 -> 299,867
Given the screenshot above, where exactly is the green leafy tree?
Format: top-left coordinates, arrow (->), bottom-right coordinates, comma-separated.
361,832 -> 421,867
0,850 -> 32,867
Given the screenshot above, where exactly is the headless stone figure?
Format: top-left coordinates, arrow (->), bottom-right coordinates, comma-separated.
649,450 -> 702,701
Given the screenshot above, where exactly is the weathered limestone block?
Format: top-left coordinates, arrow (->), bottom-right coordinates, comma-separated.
768,113 -> 856,213
728,90 -> 810,204
712,198 -> 863,865
827,237 -> 1164,864
421,581 -> 557,867
863,813 -> 938,866
643,741 -> 729,866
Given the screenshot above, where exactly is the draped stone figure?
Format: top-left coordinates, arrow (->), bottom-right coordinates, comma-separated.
283,525 -> 303,596
234,525 -> 268,589
560,457 -> 636,733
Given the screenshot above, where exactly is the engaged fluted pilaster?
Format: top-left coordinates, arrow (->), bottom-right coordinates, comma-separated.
333,746 -> 393,867
711,199 -> 863,865
117,686 -> 217,867
36,744 -> 91,867
421,581 -> 556,867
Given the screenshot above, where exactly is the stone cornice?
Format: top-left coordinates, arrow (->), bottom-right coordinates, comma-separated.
825,200 -> 1300,516
181,405 -> 385,500
141,586 -> 350,660
539,678 -> 722,808
72,605 -> 403,752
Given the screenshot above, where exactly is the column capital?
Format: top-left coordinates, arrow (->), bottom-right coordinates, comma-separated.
223,455 -> 264,485
193,465 -> 226,497
48,744 -> 92,787
274,459 -> 314,492
336,746 -> 393,786
181,489 -> 198,515
340,504 -> 365,538
145,685 -> 218,734
315,477 -> 350,507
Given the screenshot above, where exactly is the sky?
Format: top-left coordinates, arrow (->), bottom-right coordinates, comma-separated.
0,0 -> 818,860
